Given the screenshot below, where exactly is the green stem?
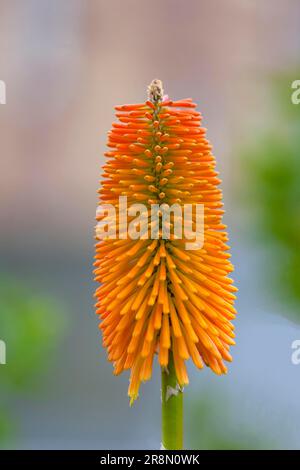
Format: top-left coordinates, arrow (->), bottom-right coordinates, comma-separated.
161,354 -> 183,450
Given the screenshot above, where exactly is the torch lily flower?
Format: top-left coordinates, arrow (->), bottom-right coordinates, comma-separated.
94,80 -> 237,418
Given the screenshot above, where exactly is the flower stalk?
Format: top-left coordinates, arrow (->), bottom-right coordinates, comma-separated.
161,354 -> 183,450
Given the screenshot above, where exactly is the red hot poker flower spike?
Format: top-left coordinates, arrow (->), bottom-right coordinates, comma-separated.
94,80 -> 237,403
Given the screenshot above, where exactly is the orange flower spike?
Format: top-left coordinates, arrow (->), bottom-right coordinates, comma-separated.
94,79 -> 237,405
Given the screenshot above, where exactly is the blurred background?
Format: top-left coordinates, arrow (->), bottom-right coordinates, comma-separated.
0,0 -> 300,449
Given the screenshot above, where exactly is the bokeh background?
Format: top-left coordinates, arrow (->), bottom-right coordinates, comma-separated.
0,0 -> 300,449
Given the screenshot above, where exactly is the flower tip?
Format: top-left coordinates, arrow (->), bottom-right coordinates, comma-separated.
147,79 -> 164,103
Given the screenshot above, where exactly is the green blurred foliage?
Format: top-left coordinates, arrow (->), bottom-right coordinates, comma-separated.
240,71 -> 300,312
0,409 -> 14,448
0,277 -> 66,445
186,392 -> 275,450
